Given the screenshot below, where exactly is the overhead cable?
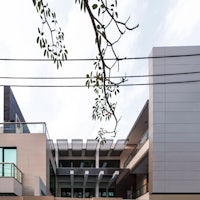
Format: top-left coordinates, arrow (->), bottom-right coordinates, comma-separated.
0,53 -> 200,62
0,71 -> 199,80
1,79 -> 200,88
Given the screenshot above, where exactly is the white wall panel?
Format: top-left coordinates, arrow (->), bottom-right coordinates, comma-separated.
149,46 -> 200,194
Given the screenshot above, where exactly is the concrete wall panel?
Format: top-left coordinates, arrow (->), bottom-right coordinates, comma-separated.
149,46 -> 200,194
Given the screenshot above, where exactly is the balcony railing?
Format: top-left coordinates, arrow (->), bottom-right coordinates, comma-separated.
0,162 -> 23,183
0,122 -> 48,134
124,131 -> 149,168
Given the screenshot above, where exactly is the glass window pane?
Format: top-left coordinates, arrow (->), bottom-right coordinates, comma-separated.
4,149 -> 16,164
4,149 -> 16,177
0,148 -> 2,162
0,148 -> 2,176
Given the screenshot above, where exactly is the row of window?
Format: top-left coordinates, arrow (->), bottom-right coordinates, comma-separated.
61,188 -> 114,198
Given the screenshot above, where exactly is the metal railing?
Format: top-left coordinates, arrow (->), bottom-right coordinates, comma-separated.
0,162 -> 23,183
124,131 -> 149,168
0,122 -> 48,134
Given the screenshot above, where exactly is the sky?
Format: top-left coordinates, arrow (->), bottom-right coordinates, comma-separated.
0,0 -> 200,142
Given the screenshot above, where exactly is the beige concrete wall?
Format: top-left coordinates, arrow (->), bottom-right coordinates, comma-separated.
0,177 -> 22,195
0,133 -> 47,195
0,197 -> 122,200
150,194 -> 200,200
136,193 -> 149,200
0,197 -> 54,200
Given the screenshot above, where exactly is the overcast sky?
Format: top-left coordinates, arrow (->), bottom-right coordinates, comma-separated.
0,0 -> 200,142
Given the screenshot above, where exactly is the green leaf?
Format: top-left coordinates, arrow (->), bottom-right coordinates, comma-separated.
92,4 -> 98,9
36,36 -> 40,44
97,24 -> 100,29
38,1 -> 41,10
32,0 -> 36,6
102,31 -> 106,39
40,40 -> 42,48
80,0 -> 83,10
98,35 -> 101,46
98,8 -> 100,16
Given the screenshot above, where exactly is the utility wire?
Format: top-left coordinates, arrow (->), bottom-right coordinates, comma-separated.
0,53 -> 200,62
1,79 -> 200,88
0,71 -> 199,80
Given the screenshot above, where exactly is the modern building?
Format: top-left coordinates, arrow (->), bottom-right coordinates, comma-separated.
0,46 -> 200,200
149,46 -> 200,200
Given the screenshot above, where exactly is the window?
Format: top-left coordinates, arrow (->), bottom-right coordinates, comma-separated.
0,148 -> 2,176
49,161 -> 56,196
61,188 -> 71,197
99,160 -> 120,168
99,188 -> 115,197
0,148 -> 16,177
85,188 -> 95,198
59,160 -> 95,168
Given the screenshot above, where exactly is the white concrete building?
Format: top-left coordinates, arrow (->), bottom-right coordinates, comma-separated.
149,46 -> 200,200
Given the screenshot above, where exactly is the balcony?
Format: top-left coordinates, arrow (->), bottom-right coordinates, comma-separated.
124,130 -> 149,168
0,162 -> 23,196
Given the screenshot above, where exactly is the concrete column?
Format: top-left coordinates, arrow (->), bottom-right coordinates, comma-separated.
70,170 -> 74,197
95,170 -> 104,197
55,144 -> 59,167
83,188 -> 85,198
95,143 -> 100,168
95,182 -> 99,197
83,170 -> 89,198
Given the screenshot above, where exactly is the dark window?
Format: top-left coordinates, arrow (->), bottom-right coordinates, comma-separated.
99,188 -> 115,197
85,188 -> 95,198
74,188 -> 83,198
99,160 -> 120,168
59,160 -> 95,168
61,188 -> 71,197
49,161 -> 56,196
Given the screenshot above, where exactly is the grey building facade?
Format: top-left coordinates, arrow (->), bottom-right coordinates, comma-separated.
149,46 -> 200,200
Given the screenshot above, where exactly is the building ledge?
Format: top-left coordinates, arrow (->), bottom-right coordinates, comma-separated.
0,177 -> 22,196
126,139 -> 149,170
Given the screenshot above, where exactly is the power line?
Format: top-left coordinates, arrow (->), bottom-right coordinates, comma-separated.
0,71 -> 199,80
1,79 -> 200,88
0,53 -> 200,62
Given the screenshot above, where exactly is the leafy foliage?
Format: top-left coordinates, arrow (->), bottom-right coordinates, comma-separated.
76,0 -> 139,144
33,0 -> 138,144
32,0 -> 68,68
